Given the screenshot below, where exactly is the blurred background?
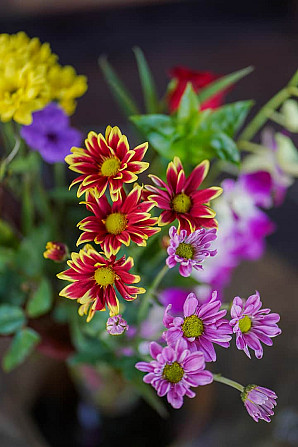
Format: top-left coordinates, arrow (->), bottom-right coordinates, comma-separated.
0,0 -> 297,446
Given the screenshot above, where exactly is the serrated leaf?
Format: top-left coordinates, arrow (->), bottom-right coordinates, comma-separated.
133,47 -> 159,113
99,56 -> 139,117
26,278 -> 53,318
0,305 -> 26,335
202,101 -> 254,137
210,132 -> 240,163
197,66 -> 253,105
2,328 -> 40,372
130,114 -> 176,159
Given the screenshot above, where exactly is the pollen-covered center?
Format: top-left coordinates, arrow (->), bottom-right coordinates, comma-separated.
105,213 -> 127,235
182,315 -> 204,338
176,242 -> 194,259
239,315 -> 252,333
94,267 -> 115,287
163,362 -> 184,383
172,193 -> 192,214
101,157 -> 121,177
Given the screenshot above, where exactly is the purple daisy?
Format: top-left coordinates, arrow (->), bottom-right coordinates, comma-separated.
241,384 -> 277,422
163,291 -> 232,362
135,338 -> 213,409
106,314 -> 129,336
21,102 -> 82,164
230,291 -> 281,359
166,226 -> 217,277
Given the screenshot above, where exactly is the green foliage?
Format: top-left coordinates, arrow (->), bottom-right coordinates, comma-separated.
16,225 -> 51,277
131,84 -> 253,165
99,56 -> 139,117
26,277 -> 53,318
133,47 -> 159,113
2,328 -> 40,372
0,220 -> 16,246
197,66 -> 253,104
0,305 -> 26,335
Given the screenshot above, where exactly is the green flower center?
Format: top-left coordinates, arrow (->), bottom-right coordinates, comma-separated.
105,213 -> 127,235
182,315 -> 204,338
101,157 -> 121,177
175,242 -> 194,260
163,362 -> 184,383
94,267 -> 115,287
171,193 -> 192,214
241,384 -> 256,402
239,315 -> 252,333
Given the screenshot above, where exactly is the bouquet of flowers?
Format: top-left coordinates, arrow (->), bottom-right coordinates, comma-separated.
1,32 -> 297,423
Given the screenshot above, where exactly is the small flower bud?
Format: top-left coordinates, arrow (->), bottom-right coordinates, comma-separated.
43,242 -> 68,262
106,314 -> 129,336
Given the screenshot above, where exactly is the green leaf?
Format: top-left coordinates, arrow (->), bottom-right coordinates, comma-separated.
9,151 -> 40,174
2,328 -> 40,372
99,56 -> 139,117
0,219 -> 15,245
26,278 -> 53,318
0,305 -> 26,335
197,66 -> 254,105
48,187 -> 78,202
133,47 -> 159,113
176,83 -> 199,125
209,132 -> 240,163
130,114 -> 176,159
202,101 -> 254,137
16,225 -> 51,277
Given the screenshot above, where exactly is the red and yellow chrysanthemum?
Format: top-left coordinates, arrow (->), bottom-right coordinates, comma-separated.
65,126 -> 149,201
57,245 -> 145,321
77,185 -> 160,256
146,157 -> 222,232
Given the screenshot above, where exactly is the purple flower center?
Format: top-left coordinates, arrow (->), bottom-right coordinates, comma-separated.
46,132 -> 59,143
163,362 -> 184,383
239,315 -> 252,333
175,242 -> 194,259
182,315 -> 204,338
172,193 -> 192,213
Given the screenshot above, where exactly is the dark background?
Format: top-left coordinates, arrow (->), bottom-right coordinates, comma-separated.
0,1 -> 297,446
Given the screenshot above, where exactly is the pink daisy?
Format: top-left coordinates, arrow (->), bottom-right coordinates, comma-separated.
230,291 -> 281,359
166,226 -> 217,277
135,338 -> 213,409
163,291 -> 232,362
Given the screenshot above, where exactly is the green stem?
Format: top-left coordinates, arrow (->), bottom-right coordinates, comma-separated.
0,136 -> 21,181
237,140 -> 268,153
213,373 -> 244,392
54,162 -> 66,188
238,70 -> 298,141
137,264 -> 168,324
22,175 -> 34,235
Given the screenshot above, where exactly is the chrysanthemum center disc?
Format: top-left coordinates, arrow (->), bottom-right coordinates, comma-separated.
101,157 -> 121,177
175,242 -> 194,259
239,315 -> 252,333
105,213 -> 127,235
94,267 -> 115,287
182,315 -> 204,338
163,362 -> 184,383
172,193 -> 192,213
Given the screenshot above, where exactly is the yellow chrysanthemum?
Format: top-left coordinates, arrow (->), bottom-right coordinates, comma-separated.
0,32 -> 87,124
47,64 -> 87,115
